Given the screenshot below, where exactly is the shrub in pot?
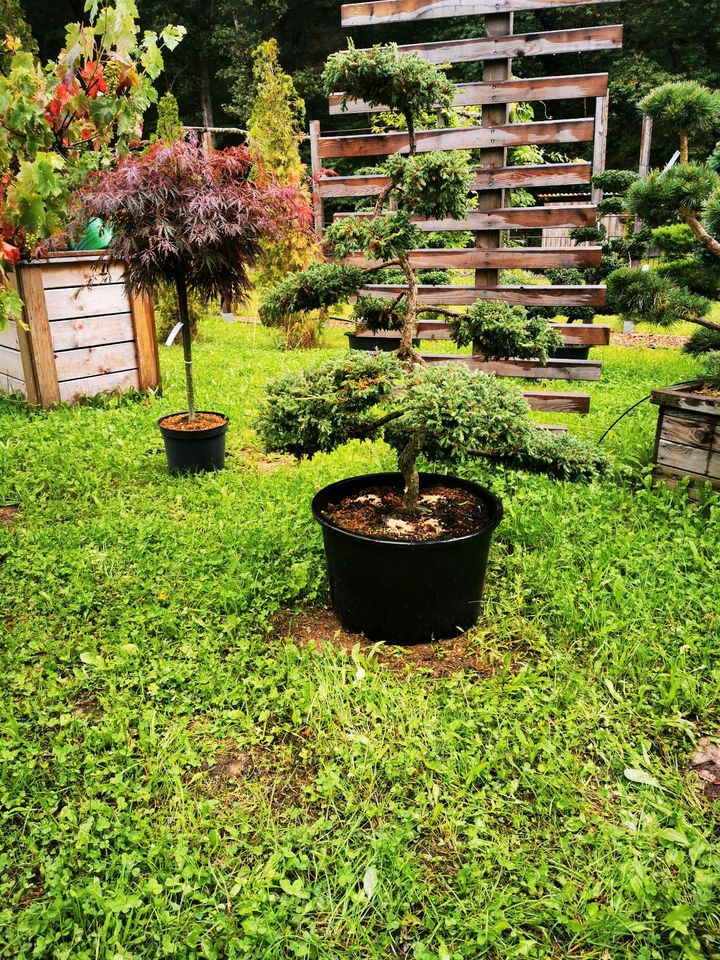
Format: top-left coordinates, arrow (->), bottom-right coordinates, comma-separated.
75,137 -> 312,474
259,352 -> 608,644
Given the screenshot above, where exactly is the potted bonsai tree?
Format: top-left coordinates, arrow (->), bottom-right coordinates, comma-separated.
259,352 -> 607,644
261,43 -> 565,367
75,137 -> 312,473
601,81 -> 720,491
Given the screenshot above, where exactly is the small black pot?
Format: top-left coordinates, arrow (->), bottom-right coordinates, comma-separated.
312,472 -> 504,645
158,412 -> 229,475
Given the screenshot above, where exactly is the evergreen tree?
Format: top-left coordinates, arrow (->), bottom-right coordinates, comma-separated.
246,38 -> 318,344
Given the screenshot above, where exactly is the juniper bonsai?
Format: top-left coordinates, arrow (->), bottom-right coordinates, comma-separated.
261,42 -> 564,368
259,353 -> 608,512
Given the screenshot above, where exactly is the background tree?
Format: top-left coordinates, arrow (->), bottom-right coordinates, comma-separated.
246,37 -> 319,345
604,81 -> 720,366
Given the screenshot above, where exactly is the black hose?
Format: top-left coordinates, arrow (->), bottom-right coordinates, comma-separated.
598,393 -> 653,444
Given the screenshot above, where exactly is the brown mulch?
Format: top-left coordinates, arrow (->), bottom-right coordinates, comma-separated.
690,739 -> 720,801
611,332 -> 689,349
322,484 -> 490,542
159,412 -> 227,432
273,604 -> 495,679
0,504 -> 19,525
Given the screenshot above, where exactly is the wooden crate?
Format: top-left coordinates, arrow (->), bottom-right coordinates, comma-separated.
651,382 -> 720,495
0,252 -> 159,408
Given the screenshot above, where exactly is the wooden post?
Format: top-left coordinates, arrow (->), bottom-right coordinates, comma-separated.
6,269 -> 39,406
639,115 -> 653,177
17,265 -> 59,409
591,93 -> 609,203
309,120 -> 325,238
130,289 -> 161,393
473,13 -> 513,353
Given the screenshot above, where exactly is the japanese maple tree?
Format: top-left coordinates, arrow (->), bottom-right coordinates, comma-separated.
74,138 -> 313,419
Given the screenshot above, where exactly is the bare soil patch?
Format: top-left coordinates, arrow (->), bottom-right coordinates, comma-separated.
691,738 -> 720,801
0,504 -> 19,525
199,741 -> 315,812
274,604 -> 495,679
321,484 -> 489,542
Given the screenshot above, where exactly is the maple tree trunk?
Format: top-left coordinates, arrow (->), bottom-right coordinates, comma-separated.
176,272 -> 196,419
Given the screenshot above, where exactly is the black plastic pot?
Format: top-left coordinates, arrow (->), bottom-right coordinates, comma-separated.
347,333 -> 420,353
312,472 -> 504,645
551,344 -> 590,361
158,412 -> 228,475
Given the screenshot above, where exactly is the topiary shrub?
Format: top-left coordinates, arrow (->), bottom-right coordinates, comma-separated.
448,300 -> 563,364
258,353 -> 608,511
651,224 -> 697,259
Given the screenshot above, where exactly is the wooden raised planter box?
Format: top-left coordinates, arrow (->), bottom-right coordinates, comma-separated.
0,251 -> 159,408
651,381 -> 720,495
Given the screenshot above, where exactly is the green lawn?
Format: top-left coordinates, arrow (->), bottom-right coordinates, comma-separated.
1,320 -> 719,960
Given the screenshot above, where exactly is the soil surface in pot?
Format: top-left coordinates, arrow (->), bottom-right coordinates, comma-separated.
321,483 -> 490,542
160,412 -> 227,432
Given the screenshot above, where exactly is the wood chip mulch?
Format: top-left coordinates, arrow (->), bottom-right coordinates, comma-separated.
272,604 -> 495,679
611,332 -> 689,349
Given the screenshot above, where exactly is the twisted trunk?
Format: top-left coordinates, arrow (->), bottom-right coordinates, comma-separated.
397,252 -> 423,367
682,210 -> 720,261
399,436 -> 421,511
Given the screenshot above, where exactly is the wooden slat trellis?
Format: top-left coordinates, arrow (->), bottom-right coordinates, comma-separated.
310,0 -> 622,404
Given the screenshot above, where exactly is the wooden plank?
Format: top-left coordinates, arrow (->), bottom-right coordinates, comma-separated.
330,73 -> 608,114
657,439 -> 720,480
536,424 -> 568,433
5,273 -> 38,406
524,391 -> 590,413
474,11 -> 510,325
0,322 -> 20,350
337,205 -> 597,231
659,412 -> 716,450
651,383 -> 720,419
421,352 -> 602,380
17,264 -> 60,408
50,313 -> 135,351
639,116 -> 653,178
354,25 -> 623,63
361,284 -> 607,306
44,283 -> 130,322
129,290 -> 160,392
342,0 -> 620,26
356,321 -> 610,346
54,341 -> 138,382
654,463 -> 720,494
309,120 -> 325,237
0,345 -> 25,381
591,94 -> 610,204
318,162 -> 592,198
41,260 -> 125,290
317,119 -> 594,159
347,246 -> 602,269
0,370 -> 26,396
58,368 -> 141,405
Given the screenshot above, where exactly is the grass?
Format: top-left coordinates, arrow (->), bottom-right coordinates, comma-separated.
1,318 -> 719,960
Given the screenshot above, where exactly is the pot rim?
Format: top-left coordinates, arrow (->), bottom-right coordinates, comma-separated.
158,411 -> 229,439
312,471 -> 504,548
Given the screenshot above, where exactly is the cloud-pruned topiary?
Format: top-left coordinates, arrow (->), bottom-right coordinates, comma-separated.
259,353 -> 608,511
448,300 -> 563,365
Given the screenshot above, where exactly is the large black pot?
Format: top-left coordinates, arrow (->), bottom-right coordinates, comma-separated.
158,412 -> 228,475
312,472 -> 503,645
346,333 -> 420,353
551,344 -> 590,361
